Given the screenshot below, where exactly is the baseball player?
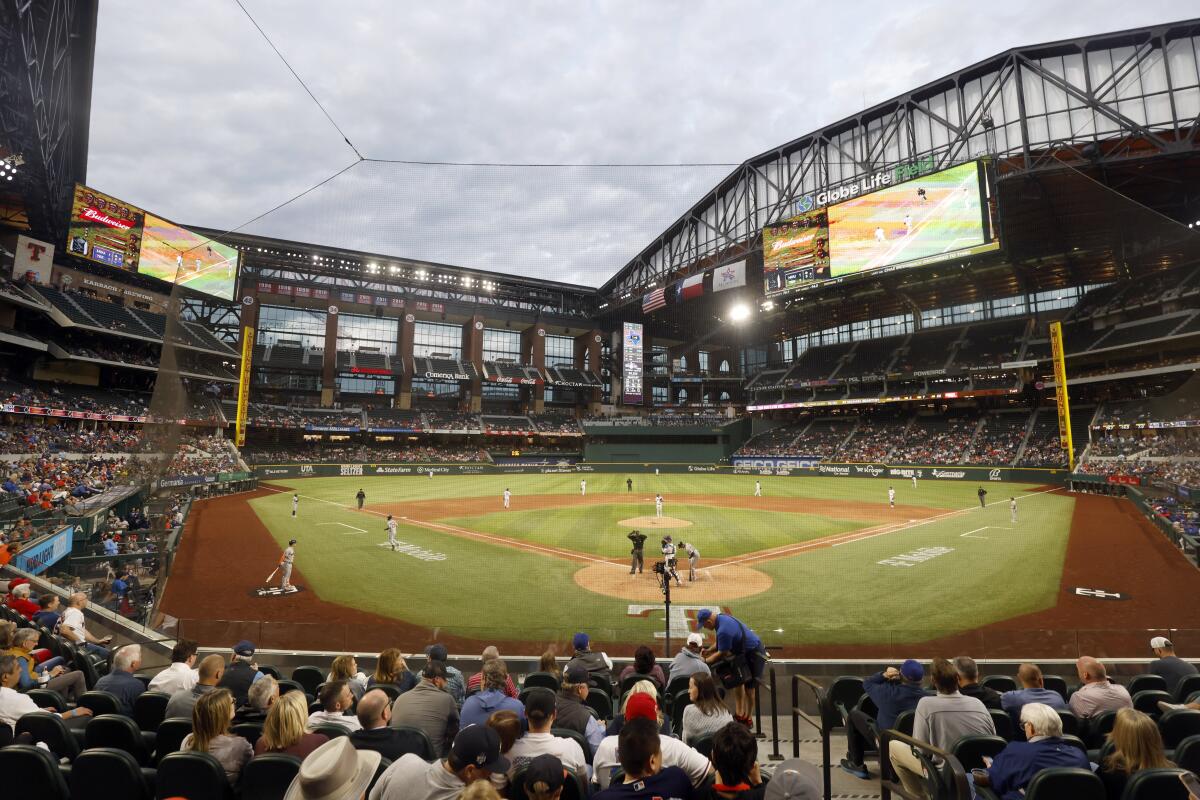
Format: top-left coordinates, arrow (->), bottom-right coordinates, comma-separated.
628,529 -> 647,574
503,488 -> 511,509
280,539 -> 296,590
684,541 -> 700,582
580,479 -> 587,496
291,493 -> 299,517
386,515 -> 398,550
626,477 -> 633,493
888,486 -> 895,508
661,536 -> 682,586
428,469 -> 434,480
911,474 -> 918,490
655,493 -> 664,518
874,226 -> 886,243
977,487 -> 987,508
175,253 -> 183,272
1010,497 -> 1018,524
356,488 -> 366,510
754,480 -> 762,497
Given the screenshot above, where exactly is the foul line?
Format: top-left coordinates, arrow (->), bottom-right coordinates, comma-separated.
317,522 -> 366,534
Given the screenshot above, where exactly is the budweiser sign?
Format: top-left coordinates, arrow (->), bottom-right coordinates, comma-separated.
80,206 -> 135,231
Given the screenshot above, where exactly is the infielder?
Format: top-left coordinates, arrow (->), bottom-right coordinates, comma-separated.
661,535 -> 682,586
580,479 -> 587,496
503,488 -> 511,509
888,486 -> 895,508
386,514 -> 399,550
754,481 -> 762,497
655,493 -> 664,518
1010,497 -> 1018,524
291,493 -> 299,517
684,541 -> 700,582
628,529 -> 647,574
356,488 -> 366,510
280,539 -> 296,590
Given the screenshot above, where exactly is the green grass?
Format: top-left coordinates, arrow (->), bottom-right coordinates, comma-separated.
250,474 -> 1072,647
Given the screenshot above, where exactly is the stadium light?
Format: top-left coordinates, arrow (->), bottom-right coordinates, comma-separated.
728,304 -> 751,323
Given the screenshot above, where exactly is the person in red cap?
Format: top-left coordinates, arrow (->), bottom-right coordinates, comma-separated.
591,691 -> 712,790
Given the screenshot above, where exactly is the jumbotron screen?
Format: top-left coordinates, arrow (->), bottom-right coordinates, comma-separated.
66,184 -> 146,271
762,207 -> 829,295
622,322 -> 644,405
138,214 -> 239,301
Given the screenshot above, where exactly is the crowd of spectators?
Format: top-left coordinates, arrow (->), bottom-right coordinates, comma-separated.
422,409 -> 483,429
888,417 -> 976,465
529,412 -> 583,434
250,404 -> 364,428
963,416 -> 1026,465
1016,427 -> 1069,468
244,442 -> 491,464
1087,434 -> 1150,457
733,424 -> 804,457
61,335 -> 158,367
0,375 -> 146,417
837,418 -> 905,462
0,422 -> 142,455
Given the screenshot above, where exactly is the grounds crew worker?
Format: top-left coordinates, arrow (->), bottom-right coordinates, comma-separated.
628,529 -> 647,574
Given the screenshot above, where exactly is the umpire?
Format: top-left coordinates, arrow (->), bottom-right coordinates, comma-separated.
627,529 -> 647,574
977,486 -> 987,508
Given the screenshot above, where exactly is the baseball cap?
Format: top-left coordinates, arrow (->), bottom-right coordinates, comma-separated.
572,632 -> 589,650
525,754 -> 565,795
625,692 -> 658,721
233,640 -> 256,657
686,632 -> 704,648
763,758 -> 822,800
426,643 -> 449,662
696,609 -> 713,628
524,687 -> 556,719
1151,636 -> 1173,649
449,724 -> 509,773
900,659 -> 924,682
563,664 -> 590,685
288,539 -> 297,545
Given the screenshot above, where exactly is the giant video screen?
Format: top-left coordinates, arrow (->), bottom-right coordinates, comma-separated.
67,184 -> 145,271
762,207 -> 829,295
622,322 -> 644,405
827,160 -> 992,277
138,214 -> 239,301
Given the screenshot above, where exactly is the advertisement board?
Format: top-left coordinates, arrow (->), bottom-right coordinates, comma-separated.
138,214 -> 239,300
622,322 -> 644,405
12,235 -> 55,283
762,208 -> 829,295
12,526 -> 74,575
66,184 -> 145,270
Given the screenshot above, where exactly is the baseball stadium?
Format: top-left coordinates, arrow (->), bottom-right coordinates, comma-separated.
3,5 -> 1200,798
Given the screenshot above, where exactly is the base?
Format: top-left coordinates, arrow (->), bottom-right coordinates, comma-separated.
252,585 -> 304,598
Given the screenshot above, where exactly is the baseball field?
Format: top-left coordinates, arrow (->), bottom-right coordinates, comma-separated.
158,472 -> 1200,658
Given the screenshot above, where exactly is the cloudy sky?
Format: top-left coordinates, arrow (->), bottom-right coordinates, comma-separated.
87,1 -> 1187,287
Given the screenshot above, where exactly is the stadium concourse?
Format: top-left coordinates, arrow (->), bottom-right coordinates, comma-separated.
6,5 -> 1200,799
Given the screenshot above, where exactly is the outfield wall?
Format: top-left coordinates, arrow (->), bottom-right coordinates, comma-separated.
251,461 -> 1068,484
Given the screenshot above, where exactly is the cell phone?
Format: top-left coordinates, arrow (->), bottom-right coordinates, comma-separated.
1180,771 -> 1200,796
981,756 -> 993,767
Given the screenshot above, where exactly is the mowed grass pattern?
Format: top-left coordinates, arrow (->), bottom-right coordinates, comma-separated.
250,473 -> 1070,646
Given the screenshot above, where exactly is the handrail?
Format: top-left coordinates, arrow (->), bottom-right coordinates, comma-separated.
790,674 -> 832,800
878,728 -> 972,800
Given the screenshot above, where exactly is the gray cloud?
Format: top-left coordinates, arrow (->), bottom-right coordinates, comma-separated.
88,1 -> 1188,287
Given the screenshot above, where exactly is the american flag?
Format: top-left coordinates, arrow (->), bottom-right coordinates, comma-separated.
642,286 -> 667,313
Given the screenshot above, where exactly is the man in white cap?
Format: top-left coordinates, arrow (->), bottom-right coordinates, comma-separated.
1149,636 -> 1198,696
669,633 -> 711,681
285,736 -> 380,800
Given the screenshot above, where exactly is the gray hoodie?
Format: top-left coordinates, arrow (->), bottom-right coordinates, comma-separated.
669,648 -> 711,681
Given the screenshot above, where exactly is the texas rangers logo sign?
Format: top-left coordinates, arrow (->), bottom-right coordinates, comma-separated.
1073,587 -> 1127,601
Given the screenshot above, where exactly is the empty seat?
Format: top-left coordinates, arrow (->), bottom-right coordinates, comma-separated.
584,690 -> 612,722
390,725 -> 436,761
15,711 -> 81,761
981,675 -> 1017,693
1043,675 -> 1069,702
1160,708 -> 1200,749
1171,734 -> 1200,774
1023,766 -> 1103,799
1132,690 -> 1173,719
232,722 -> 264,747
1056,709 -> 1081,738
239,753 -> 303,800
0,744 -> 70,799
988,709 -> 1015,741
521,672 -> 560,692
1120,767 -> 1191,799
70,747 -> 152,800
1086,709 -> 1118,749
313,724 -> 349,739
156,750 -> 235,800
78,690 -> 123,716
154,717 -> 193,764
291,665 -> 325,696
1174,674 -> 1200,703
84,714 -> 153,765
1127,674 -> 1169,696
133,691 -> 171,733
28,687 -> 69,710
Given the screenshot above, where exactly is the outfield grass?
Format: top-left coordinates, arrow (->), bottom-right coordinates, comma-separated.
251,474 -> 1070,647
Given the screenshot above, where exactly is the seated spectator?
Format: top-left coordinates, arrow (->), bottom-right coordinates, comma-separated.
7,583 -> 39,618
506,687 -> 587,777
566,632 -> 613,690
255,690 -> 329,758
973,703 -> 1090,799
1098,707 -> 1175,798
707,721 -> 765,800
368,647 -> 417,694
1148,636 -> 1198,696
370,723 -> 509,800
556,663 -> 608,756
460,658 -> 524,728
93,644 -> 146,715
486,709 -> 522,792
426,643 -> 465,707
619,645 -> 666,688
390,660 -> 459,758
165,653 -> 225,720
592,692 -> 711,790
681,673 -> 733,744
539,650 -> 560,680
465,646 -> 518,698
953,655 -> 1002,710
607,680 -> 673,737
147,638 -> 199,695
349,688 -> 412,761
216,639 -> 264,708
522,754 -> 567,800
999,663 -> 1066,729
1069,656 -> 1132,719
329,654 -> 369,701
593,716 -> 696,800
756,759 -> 821,800
182,687 -> 253,785
307,679 -> 362,733
236,672 -> 278,723
841,660 -> 931,780
4,627 -> 85,701
58,592 -> 112,660
280,736 -> 380,800
0,654 -> 93,732
670,633 -> 711,681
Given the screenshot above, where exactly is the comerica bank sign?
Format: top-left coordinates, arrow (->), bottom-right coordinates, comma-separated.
793,156 -> 937,213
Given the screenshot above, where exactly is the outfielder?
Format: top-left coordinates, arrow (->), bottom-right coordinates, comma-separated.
661,535 -> 682,586
291,493 -> 299,517
1010,497 -> 1018,524
655,493 -> 664,518
912,474 -> 917,490
503,488 -> 511,509
280,539 -> 296,590
628,529 -> 647,574
580,479 -> 587,496
684,541 -> 700,582
386,515 -> 398,550
888,486 -> 895,508
754,481 -> 762,497
356,488 -> 366,510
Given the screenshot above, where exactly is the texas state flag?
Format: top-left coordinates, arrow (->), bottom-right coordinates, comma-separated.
675,273 -> 704,302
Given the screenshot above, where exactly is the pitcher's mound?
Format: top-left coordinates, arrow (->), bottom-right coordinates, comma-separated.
573,562 -> 772,601
618,516 -> 692,529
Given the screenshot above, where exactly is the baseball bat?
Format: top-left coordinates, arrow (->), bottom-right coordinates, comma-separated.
265,567 -> 278,584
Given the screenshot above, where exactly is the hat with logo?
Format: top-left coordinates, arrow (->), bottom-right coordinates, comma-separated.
900,659 -> 924,682
763,758 -> 822,800
449,724 -> 509,773
696,608 -> 714,628
233,640 -> 256,657
625,692 -> 659,721
563,663 -> 590,685
686,632 -> 704,648
283,736 -> 380,800
524,687 -> 557,720
572,632 -> 589,650
1151,636 -> 1173,650
524,754 -> 565,795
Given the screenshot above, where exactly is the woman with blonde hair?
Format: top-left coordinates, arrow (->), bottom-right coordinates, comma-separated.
607,679 -> 672,736
681,672 -> 733,744
368,647 -> 416,693
329,654 -> 368,700
1100,707 -> 1173,798
539,650 -> 560,679
182,688 -> 252,784
254,690 -> 328,758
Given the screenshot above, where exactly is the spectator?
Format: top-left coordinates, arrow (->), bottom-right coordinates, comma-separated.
840,659 -> 931,780
31,593 -> 62,630
506,687 -> 587,777
307,679 -> 362,733
682,673 -> 734,745
330,654 -> 369,701
255,690 -> 329,758
461,658 -> 524,728
670,633 -> 711,681
888,657 -> 995,796
370,723 -> 509,800
147,638 -> 199,695
1069,656 -> 1132,719
953,656 -> 1002,710
1098,707 -> 1175,798
426,643 -> 465,707
539,650 -> 560,680
390,660 -> 460,758
607,680 -> 671,737
7,583 -> 38,618
4,627 -> 86,702
619,645 -> 666,689
523,754 -> 567,800
282,736 -> 380,800
93,644 -> 146,715
182,687 -> 252,785
592,692 -> 711,790
216,639 -> 264,707
0,654 -> 92,732
592,716 -> 695,800
237,673 -> 279,723
566,632 -> 613,690
58,592 -> 113,660
973,703 -> 1090,799
465,646 -> 518,698
350,688 -> 413,761
999,663 -> 1067,729
369,647 -> 417,694
555,663 -> 607,757
707,722 -> 765,800
1148,636 -> 1198,696
757,759 -> 821,800
165,653 -> 224,720
696,608 -> 767,726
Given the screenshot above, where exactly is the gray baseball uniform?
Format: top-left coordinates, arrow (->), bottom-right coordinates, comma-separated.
280,545 -> 295,588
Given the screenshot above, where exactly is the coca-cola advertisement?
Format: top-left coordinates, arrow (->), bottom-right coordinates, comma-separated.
67,183 -> 146,271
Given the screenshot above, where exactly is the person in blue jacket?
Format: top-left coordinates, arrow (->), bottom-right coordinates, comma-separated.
972,702 -> 1089,799
840,659 -> 931,780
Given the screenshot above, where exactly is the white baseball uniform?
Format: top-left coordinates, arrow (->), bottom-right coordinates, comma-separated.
387,518 -> 398,549
580,480 -> 586,496
655,495 -> 664,518
503,490 -> 511,509
912,475 -> 918,489
1010,498 -> 1018,523
754,481 -> 762,497
888,488 -> 895,508
291,495 -> 299,517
